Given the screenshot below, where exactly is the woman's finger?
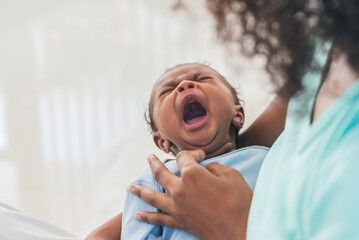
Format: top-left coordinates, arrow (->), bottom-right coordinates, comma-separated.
176,150 -> 206,172
129,184 -> 174,214
147,154 -> 179,190
205,162 -> 225,177
135,211 -> 186,231
175,150 -> 209,184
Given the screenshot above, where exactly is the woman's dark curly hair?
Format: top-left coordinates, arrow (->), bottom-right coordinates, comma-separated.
204,0 -> 359,96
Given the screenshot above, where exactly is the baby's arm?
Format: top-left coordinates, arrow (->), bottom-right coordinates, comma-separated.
238,94 -> 289,148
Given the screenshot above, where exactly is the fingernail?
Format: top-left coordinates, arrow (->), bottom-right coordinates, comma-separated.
134,212 -> 142,221
129,186 -> 136,195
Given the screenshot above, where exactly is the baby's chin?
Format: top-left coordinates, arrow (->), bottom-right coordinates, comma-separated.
180,130 -> 216,147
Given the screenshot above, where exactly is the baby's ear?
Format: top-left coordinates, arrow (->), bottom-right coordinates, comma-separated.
153,132 -> 171,153
232,105 -> 245,130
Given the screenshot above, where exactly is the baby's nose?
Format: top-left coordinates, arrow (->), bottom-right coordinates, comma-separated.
177,80 -> 195,92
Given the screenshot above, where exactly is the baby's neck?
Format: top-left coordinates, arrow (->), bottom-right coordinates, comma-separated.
202,141 -> 237,160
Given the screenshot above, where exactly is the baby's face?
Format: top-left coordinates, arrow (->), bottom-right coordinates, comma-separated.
152,64 -> 240,155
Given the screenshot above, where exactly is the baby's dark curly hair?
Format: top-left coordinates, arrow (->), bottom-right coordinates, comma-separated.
204,0 -> 359,96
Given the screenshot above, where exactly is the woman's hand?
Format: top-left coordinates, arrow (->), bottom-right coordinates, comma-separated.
85,213 -> 122,240
129,150 -> 253,240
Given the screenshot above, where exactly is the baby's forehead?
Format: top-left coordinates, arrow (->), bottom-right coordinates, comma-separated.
155,64 -> 219,88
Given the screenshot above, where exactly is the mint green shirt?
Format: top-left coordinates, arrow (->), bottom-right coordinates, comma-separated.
247,44 -> 359,239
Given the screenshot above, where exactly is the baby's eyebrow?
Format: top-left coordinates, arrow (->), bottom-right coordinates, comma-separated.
156,71 -> 214,95
155,81 -> 177,96
193,71 -> 215,78
176,71 -> 211,82
159,79 -> 177,88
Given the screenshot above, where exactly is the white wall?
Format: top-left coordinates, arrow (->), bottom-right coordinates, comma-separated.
0,0 -> 272,237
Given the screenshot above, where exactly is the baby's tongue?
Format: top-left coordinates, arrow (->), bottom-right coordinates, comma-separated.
184,101 -> 207,125
186,115 -> 207,125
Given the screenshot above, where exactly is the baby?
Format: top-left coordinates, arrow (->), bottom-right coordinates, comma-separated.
121,63 -> 268,239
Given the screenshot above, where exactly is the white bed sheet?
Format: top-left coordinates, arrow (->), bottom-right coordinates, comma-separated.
0,201 -> 80,240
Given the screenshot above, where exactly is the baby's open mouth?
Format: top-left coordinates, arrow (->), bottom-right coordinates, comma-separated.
182,96 -> 207,125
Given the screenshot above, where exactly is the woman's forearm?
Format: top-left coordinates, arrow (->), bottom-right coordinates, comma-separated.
85,212 -> 122,240
239,94 -> 290,148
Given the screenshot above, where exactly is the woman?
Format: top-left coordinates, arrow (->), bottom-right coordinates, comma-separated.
88,0 -> 359,239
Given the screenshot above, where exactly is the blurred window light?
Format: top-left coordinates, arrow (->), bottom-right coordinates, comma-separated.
32,22 -> 46,81
38,94 -> 54,163
0,160 -> 18,206
0,97 -> 9,151
68,89 -> 83,164
82,82 -> 96,165
53,89 -> 68,164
